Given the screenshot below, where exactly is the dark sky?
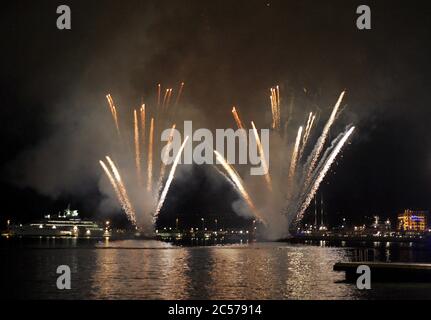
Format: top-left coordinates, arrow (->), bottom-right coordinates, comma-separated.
1,0 -> 431,228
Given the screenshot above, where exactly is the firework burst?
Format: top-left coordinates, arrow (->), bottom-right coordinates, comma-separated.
99,82 -> 354,237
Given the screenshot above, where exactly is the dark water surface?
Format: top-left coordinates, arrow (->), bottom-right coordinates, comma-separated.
2,239 -> 431,299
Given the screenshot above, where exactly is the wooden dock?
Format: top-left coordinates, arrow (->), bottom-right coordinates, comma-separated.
334,262 -> 431,282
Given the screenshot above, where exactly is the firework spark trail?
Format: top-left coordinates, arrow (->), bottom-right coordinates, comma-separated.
270,88 -> 276,129
270,87 -> 281,130
251,121 -> 272,191
272,89 -> 277,128
156,124 -> 177,197
105,156 -> 137,225
295,126 -> 355,222
147,118 -> 155,192
113,106 -> 120,134
133,110 -> 142,185
157,84 -> 161,109
270,94 -> 276,129
99,160 -> 128,214
270,88 -> 279,130
304,91 -> 346,182
106,94 -> 121,136
276,85 -> 281,113
140,104 -> 146,151
106,94 -> 114,114
105,156 -> 134,215
212,165 -> 238,190
288,126 -> 303,182
211,164 -> 255,216
275,92 -> 280,129
288,126 -> 346,224
162,89 -> 169,110
154,136 -> 189,219
175,82 -> 185,106
232,106 -> 245,129
214,150 -> 265,223
276,86 -> 281,129
305,114 -> 316,142
303,113 -> 313,144
299,113 -> 316,161
166,89 -> 173,110
308,129 -> 347,186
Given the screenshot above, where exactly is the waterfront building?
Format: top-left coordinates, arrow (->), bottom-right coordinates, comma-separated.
397,209 -> 428,232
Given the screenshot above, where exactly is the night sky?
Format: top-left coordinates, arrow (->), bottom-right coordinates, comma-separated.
1,0 -> 431,228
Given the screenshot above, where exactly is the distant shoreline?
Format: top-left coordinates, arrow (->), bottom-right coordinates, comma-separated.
283,234 -> 431,245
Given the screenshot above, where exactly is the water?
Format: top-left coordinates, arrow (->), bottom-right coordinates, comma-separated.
2,239 -> 431,300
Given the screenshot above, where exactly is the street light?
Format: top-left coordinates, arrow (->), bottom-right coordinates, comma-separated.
201,218 -> 204,230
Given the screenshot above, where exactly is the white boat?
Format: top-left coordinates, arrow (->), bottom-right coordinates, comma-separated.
10,207 -> 109,238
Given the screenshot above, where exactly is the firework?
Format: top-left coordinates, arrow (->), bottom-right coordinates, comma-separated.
214,150 -> 265,223
306,114 -> 316,142
162,89 -> 169,110
276,86 -> 281,129
304,91 -> 345,182
133,110 -> 142,185
100,84 -> 354,236
157,84 -> 161,108
147,117 -> 155,192
105,156 -> 136,225
251,121 -> 272,191
276,85 -> 281,110
106,94 -> 121,136
212,165 -> 237,190
303,112 -> 313,145
299,113 -> 316,161
295,126 -> 355,222
157,124 -> 177,195
270,94 -> 276,129
270,87 -> 281,130
288,126 -> 303,182
99,160 -> 127,214
270,89 -> 277,129
232,106 -> 245,130
165,88 -> 173,110
175,82 -> 185,106
154,136 -> 189,219
140,104 -> 146,150
106,94 -> 114,114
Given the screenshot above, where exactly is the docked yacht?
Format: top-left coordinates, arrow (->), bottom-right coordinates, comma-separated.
10,207 -> 109,238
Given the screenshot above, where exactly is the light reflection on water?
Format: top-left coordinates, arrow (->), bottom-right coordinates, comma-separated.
2,240 -> 431,299
90,242 -> 358,299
